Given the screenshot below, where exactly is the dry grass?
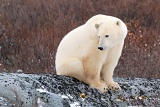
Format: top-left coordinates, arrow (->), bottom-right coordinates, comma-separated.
0,0 -> 159,78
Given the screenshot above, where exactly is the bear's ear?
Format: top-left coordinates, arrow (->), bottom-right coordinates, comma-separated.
116,20 -> 120,26
95,24 -> 100,29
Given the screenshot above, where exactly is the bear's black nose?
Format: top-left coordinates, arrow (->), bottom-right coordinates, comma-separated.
98,47 -> 103,50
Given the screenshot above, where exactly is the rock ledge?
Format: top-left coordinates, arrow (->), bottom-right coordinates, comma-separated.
0,73 -> 160,107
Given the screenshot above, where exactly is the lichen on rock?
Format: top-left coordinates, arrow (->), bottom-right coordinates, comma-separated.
0,73 -> 159,107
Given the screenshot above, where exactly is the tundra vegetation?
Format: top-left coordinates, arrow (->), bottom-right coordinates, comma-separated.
0,0 -> 159,78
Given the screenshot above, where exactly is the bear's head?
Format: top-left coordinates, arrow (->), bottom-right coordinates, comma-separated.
95,20 -> 127,51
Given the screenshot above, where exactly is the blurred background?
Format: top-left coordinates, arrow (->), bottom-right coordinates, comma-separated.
0,0 -> 159,78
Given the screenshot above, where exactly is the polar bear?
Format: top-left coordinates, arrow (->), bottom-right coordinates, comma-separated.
55,14 -> 127,92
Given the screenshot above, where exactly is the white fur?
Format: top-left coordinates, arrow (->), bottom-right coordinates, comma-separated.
55,14 -> 127,92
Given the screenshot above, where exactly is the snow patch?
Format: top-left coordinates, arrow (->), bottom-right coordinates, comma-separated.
16,69 -> 23,73
61,94 -> 73,99
61,95 -> 69,99
70,102 -> 80,107
36,88 -> 48,93
37,97 -> 45,107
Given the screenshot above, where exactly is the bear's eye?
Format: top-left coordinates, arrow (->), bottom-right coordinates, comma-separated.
105,35 -> 109,38
98,36 -> 100,38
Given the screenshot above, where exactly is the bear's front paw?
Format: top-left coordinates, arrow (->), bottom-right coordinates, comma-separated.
90,82 -> 108,93
107,82 -> 121,91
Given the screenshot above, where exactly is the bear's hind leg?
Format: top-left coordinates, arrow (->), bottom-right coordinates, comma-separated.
56,57 -> 85,82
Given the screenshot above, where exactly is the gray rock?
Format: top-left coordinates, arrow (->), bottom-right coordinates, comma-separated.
0,73 -> 159,107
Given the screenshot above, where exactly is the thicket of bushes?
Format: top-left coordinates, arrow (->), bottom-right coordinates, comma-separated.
0,0 -> 159,78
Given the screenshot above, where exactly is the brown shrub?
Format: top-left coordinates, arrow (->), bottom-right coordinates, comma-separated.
0,0 -> 159,78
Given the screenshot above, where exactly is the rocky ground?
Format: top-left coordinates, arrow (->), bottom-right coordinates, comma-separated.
0,73 -> 160,107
